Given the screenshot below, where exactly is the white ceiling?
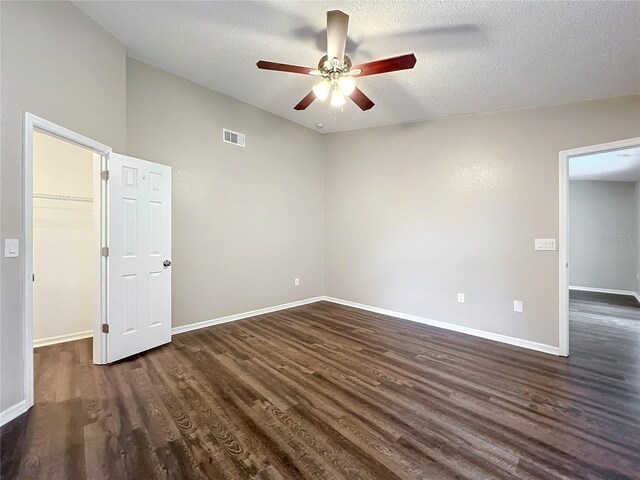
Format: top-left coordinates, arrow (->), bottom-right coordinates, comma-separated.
569,146 -> 640,182
74,1 -> 640,134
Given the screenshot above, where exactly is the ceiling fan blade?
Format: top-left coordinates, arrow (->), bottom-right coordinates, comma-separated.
326,10 -> 349,65
349,87 -> 375,111
294,91 -> 316,111
353,54 -> 417,77
256,60 -> 315,75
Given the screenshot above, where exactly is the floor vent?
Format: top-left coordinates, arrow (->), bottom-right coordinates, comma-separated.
223,128 -> 245,147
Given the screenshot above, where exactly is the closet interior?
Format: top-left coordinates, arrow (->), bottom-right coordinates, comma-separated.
33,131 -> 99,347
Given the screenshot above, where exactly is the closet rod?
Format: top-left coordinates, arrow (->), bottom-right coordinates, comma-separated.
33,193 -> 93,203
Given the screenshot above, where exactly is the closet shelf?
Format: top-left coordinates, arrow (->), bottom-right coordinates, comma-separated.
33,193 -> 93,203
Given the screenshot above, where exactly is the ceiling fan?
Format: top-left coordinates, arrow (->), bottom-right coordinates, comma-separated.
257,10 -> 417,112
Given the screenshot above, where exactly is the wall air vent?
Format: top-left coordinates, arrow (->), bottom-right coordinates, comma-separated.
223,128 -> 245,147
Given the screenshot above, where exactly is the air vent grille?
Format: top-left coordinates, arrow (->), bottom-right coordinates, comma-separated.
223,128 -> 245,147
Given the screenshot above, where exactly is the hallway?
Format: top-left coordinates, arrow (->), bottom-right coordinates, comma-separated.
568,290 -> 639,392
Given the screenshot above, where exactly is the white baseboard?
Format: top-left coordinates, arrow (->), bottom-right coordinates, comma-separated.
34,330 -> 92,348
171,296 -> 325,335
570,285 -> 640,302
169,294 -> 560,355
322,296 -> 561,356
0,399 -> 29,427
8,294 -> 563,427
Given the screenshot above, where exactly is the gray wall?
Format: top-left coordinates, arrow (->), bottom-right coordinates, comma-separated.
569,181 -> 639,292
1,1 -> 127,411
1,3 -> 324,413
126,59 -> 325,327
324,96 -> 640,348
2,0 -> 640,418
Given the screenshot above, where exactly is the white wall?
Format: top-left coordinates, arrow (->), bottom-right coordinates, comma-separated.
126,59 -> 325,327
1,1 -> 126,412
324,96 -> 640,349
33,132 -> 97,343
569,180 -> 639,292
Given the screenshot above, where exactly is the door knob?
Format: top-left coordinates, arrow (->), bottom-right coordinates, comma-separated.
163,260 -> 172,267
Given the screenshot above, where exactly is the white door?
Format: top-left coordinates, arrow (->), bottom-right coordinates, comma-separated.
107,153 -> 172,363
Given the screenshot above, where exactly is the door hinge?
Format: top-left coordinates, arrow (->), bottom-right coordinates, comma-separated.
101,246 -> 109,257
101,324 -> 110,334
101,170 -> 110,181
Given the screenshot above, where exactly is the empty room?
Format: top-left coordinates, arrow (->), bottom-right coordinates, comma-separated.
1,1 -> 639,479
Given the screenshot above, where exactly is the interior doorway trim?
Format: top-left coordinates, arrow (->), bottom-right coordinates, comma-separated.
23,112 -> 112,413
558,136 -> 640,357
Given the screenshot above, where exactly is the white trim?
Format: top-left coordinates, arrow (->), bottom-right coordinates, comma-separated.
0,400 -> 29,427
170,295 -> 561,355
171,297 -> 325,335
323,297 -> 561,356
570,285 -> 640,303
22,112 -> 112,420
93,152 -> 107,365
559,150 -> 570,357
33,330 -> 93,348
559,137 -> 640,357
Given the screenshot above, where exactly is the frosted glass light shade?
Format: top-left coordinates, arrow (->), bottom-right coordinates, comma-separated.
338,76 -> 356,95
331,87 -> 346,106
312,81 -> 331,101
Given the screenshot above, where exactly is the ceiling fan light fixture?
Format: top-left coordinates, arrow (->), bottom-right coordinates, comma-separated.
256,10 -> 416,112
331,86 -> 346,107
313,80 -> 331,101
338,75 -> 356,95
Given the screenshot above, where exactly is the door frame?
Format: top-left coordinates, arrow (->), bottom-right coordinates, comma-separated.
23,112 -> 112,410
558,136 -> 640,357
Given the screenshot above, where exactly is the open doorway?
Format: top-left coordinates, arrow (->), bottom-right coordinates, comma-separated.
22,113 -> 111,413
21,113 -> 173,418
32,131 -> 101,348
559,138 -> 640,356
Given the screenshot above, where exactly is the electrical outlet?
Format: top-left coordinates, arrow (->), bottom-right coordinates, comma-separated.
294,278 -> 300,286
457,293 -> 465,303
514,300 -> 523,313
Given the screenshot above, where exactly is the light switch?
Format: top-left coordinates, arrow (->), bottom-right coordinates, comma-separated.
4,239 -> 19,258
535,238 -> 556,251
457,293 -> 465,303
514,300 -> 523,313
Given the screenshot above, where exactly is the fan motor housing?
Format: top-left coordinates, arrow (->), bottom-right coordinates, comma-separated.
318,54 -> 353,76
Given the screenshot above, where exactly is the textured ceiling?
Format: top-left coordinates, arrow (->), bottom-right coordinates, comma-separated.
74,1 -> 640,133
570,146 -> 640,182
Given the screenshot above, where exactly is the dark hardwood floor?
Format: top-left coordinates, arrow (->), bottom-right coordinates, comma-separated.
1,297 -> 639,479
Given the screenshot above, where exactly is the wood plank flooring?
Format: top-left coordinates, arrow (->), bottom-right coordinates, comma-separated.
1,297 -> 639,479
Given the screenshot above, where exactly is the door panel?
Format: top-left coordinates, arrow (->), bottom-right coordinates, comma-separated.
108,153 -> 171,363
